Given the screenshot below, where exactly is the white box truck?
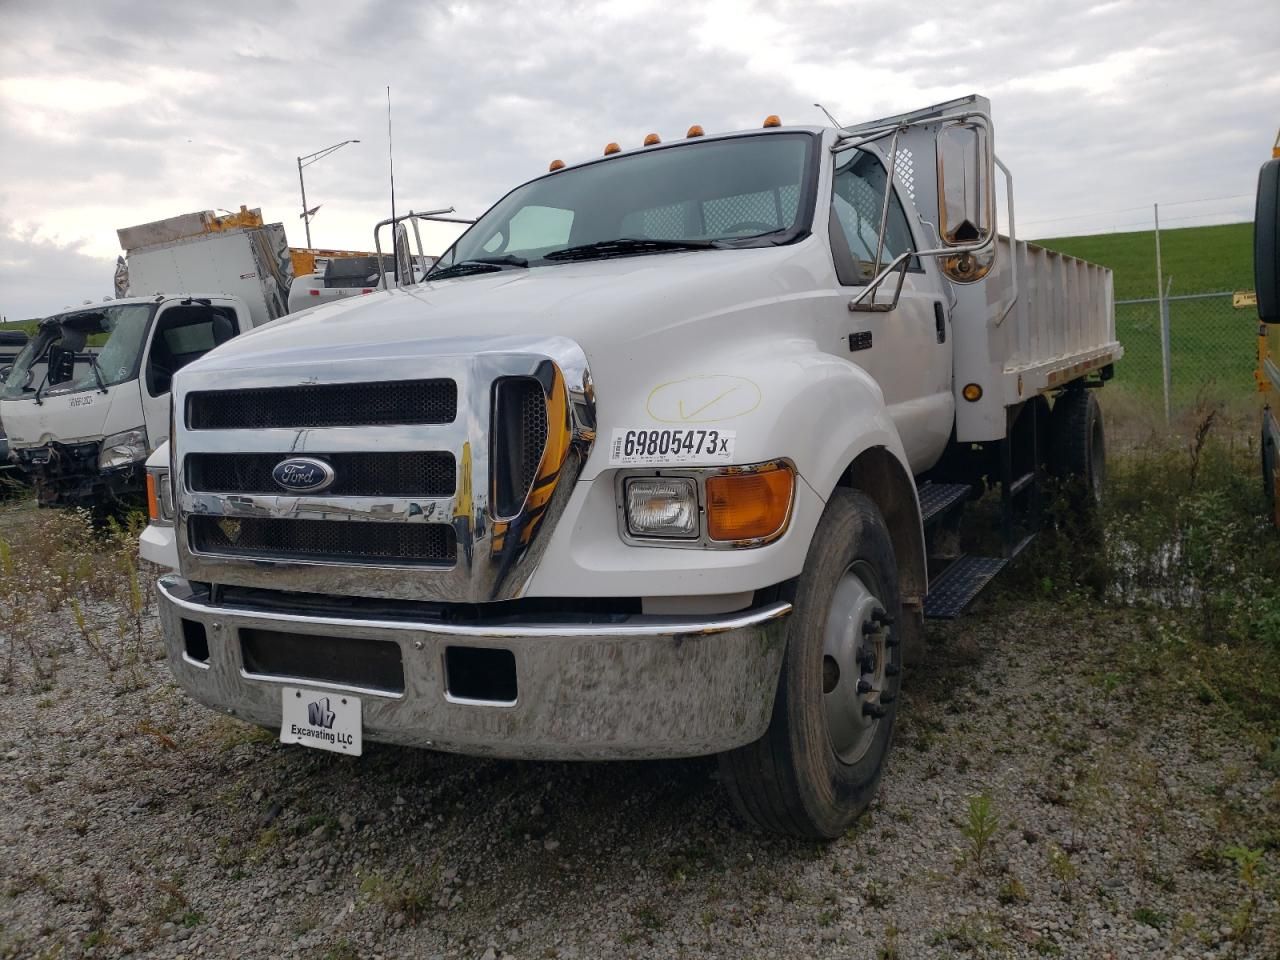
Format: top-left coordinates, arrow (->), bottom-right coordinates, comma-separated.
0,207 -> 291,508
146,96 -> 1121,837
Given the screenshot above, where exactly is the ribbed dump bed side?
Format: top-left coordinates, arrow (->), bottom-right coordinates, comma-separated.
980,236 -> 1120,398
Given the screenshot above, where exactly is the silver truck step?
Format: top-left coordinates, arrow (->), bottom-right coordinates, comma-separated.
923,555 -> 1008,619
917,482 -> 973,526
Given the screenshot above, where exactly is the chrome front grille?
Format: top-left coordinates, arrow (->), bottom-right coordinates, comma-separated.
186,378 -> 457,430
171,338 -> 594,603
190,516 -> 456,566
186,452 -> 456,498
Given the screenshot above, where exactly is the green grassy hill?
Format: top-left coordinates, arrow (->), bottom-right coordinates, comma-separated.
1035,221 -> 1253,300
1038,221 -> 1256,405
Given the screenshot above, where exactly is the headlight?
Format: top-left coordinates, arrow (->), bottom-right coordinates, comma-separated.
98,427 -> 148,471
146,468 -> 174,524
624,477 -> 698,538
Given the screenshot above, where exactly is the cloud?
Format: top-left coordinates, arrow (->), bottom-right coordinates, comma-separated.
1,0 -> 1276,318
0,220 -> 115,323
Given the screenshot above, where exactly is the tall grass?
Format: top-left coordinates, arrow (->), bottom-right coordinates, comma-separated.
1021,405 -> 1280,737
0,506 -> 156,689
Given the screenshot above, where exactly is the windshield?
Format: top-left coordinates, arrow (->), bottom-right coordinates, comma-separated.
432,132 -> 816,274
0,304 -> 155,401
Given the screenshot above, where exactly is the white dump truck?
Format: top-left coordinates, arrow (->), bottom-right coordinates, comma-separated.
146,96 -> 1120,837
0,207 -> 291,508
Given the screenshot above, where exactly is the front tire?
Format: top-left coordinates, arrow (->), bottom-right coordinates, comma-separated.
719,489 -> 902,839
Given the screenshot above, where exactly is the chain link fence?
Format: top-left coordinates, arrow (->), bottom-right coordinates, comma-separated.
1108,291 -> 1261,442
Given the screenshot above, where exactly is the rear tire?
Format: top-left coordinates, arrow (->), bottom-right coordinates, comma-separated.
1051,388 -> 1105,506
719,489 -> 902,839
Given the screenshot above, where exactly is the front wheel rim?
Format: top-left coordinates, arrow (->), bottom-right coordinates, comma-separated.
821,561 -> 891,765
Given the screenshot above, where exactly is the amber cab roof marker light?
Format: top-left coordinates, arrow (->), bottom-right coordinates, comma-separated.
643,133 -> 661,146
603,142 -> 621,155
686,125 -> 705,137
762,115 -> 781,128
548,159 -> 565,172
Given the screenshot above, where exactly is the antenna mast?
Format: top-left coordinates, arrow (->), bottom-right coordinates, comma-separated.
387,85 -> 398,283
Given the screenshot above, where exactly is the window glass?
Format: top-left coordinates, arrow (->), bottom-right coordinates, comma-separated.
435,133 -> 815,270
830,148 -> 918,283
506,205 -> 574,250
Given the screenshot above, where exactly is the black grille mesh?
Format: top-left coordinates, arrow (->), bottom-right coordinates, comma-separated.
491,378 -> 548,517
187,379 -> 456,430
517,382 -> 548,495
190,517 -> 455,565
186,452 -> 455,497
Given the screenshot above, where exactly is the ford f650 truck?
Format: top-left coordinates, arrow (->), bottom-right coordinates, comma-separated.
146,96 -> 1121,837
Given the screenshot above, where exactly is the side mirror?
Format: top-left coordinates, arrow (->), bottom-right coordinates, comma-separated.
936,120 -> 996,282
47,345 -> 75,385
1257,158 -> 1280,323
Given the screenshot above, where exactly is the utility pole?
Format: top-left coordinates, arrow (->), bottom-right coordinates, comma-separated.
296,139 -> 361,248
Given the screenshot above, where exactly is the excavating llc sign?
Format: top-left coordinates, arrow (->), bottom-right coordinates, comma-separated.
280,687 -> 363,755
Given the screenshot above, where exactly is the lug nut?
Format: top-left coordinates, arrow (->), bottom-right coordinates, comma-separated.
862,703 -> 887,719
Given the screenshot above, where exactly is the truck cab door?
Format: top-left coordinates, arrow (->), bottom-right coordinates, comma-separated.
827,147 -> 954,474
140,298 -> 246,449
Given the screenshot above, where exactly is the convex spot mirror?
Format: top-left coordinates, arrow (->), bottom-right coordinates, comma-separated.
1256,158 -> 1279,324
936,120 -> 996,282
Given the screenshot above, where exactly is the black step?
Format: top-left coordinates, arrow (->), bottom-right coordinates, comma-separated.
1007,471 -> 1036,497
923,555 -> 1008,619
917,482 -> 973,525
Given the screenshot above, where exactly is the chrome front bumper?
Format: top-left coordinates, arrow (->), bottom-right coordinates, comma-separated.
157,576 -> 791,760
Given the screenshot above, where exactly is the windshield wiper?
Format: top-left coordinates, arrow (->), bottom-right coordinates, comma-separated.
427,255 -> 529,281
86,353 -> 109,394
542,237 -> 719,262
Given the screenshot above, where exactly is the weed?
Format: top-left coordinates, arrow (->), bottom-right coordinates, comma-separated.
1223,845 -> 1265,947
996,876 -> 1029,904
1047,844 -> 1077,901
1128,906 -> 1166,928
863,879 -> 891,909
959,792 -> 1000,872
877,923 -> 901,960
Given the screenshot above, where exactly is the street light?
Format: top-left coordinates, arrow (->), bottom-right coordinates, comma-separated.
297,139 -> 360,248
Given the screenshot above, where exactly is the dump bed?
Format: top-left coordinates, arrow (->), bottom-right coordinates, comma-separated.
951,233 -> 1121,441
997,236 -> 1120,394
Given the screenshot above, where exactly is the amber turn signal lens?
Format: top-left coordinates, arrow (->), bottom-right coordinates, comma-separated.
686,124 -> 704,137
762,114 -> 781,128
548,159 -> 565,171
962,383 -> 983,402
706,463 -> 794,542
603,142 -> 621,155
643,133 -> 660,146
146,472 -> 160,522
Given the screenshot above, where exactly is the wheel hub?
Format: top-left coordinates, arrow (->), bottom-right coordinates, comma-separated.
822,564 -> 891,765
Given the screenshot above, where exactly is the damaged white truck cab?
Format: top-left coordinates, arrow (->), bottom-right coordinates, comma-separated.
1,208 -> 290,509
150,96 -> 1120,838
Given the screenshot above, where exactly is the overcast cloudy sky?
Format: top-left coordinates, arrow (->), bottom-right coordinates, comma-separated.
1,0 -> 1276,319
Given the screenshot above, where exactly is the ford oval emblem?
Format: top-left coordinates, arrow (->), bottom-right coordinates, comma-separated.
272,457 -> 335,494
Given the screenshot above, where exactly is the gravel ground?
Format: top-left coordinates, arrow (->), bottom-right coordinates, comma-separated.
2,534 -> 1277,957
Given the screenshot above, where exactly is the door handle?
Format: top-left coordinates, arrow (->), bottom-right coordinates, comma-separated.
934,302 -> 946,344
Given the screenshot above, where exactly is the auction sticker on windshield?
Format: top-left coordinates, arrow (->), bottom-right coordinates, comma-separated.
280,687 -> 362,756
609,428 -> 736,465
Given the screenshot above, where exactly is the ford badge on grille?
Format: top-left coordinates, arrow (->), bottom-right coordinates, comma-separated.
272,457 -> 335,493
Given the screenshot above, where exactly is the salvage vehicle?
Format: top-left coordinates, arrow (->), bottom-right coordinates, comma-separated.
1,208 -> 290,508
0,330 -> 30,478
147,96 -> 1121,837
